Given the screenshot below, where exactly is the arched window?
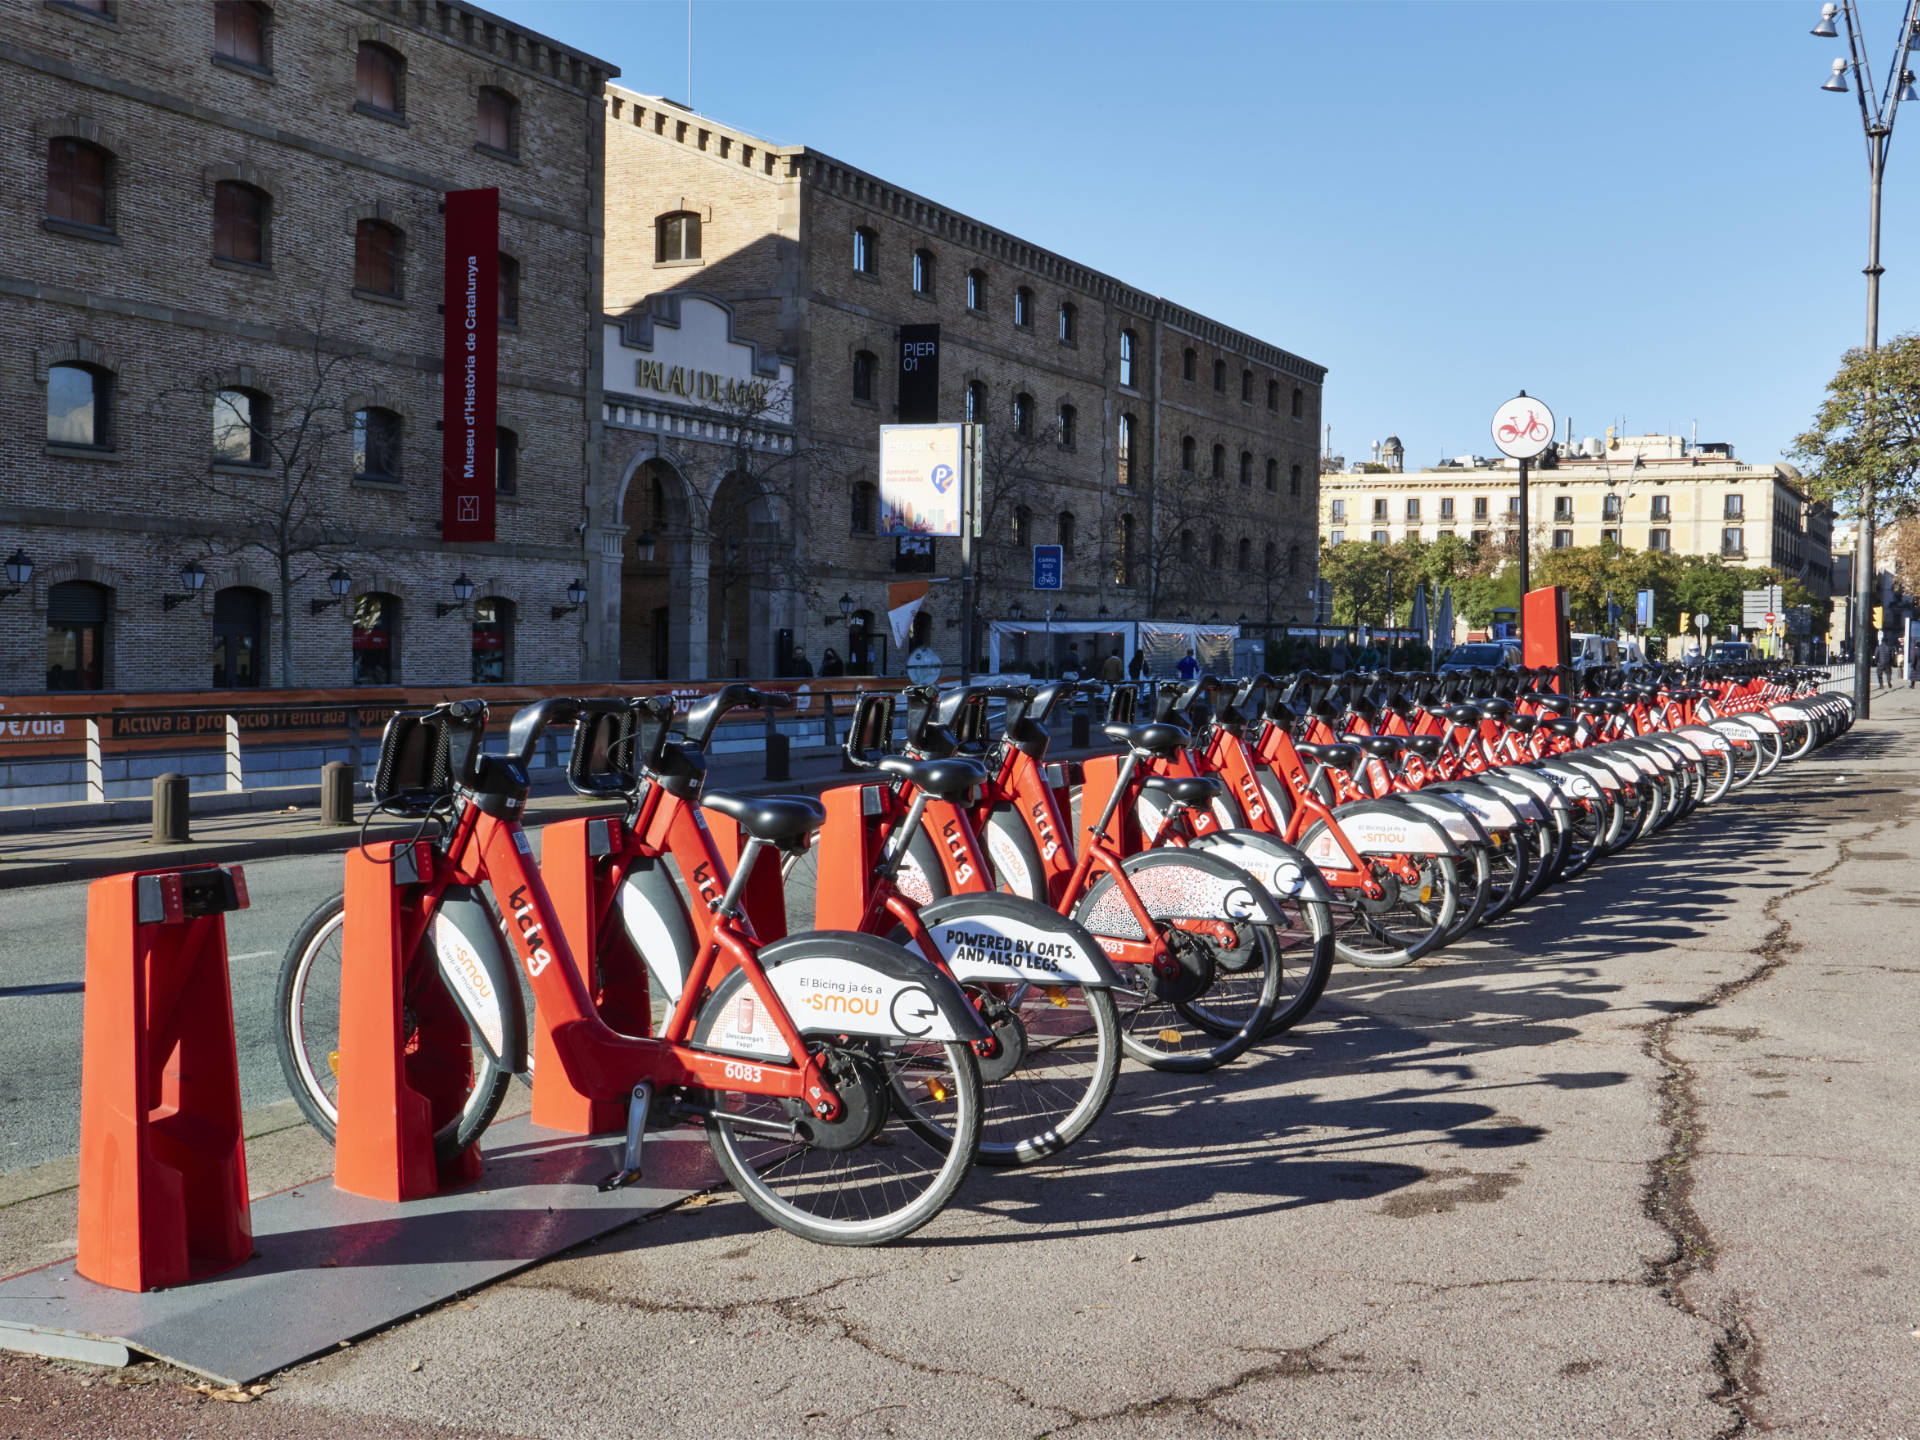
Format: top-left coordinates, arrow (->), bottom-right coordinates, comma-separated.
355,41 -> 405,116
212,388 -> 269,465
1237,537 -> 1251,573
1265,539 -> 1278,575
1291,386 -> 1304,418
1058,510 -> 1076,558
46,581 -> 110,691
351,592 -> 398,686
354,218 -> 402,296
495,426 -> 518,494
966,269 -> 986,311
214,1 -> 269,68
851,479 -> 877,533
1242,369 -> 1254,403
1117,413 -> 1135,485
912,248 -> 934,295
1183,347 -> 1197,383
1211,443 -> 1226,479
1290,462 -> 1302,496
1181,435 -> 1196,471
212,586 -> 267,688
1213,358 -> 1227,393
1240,450 -> 1253,486
656,210 -> 701,262
1265,458 -> 1277,492
352,407 -> 402,482
1287,542 -> 1301,577
853,226 -> 877,274
1179,529 -> 1195,565
498,252 -> 519,323
1012,504 -> 1032,549
1013,287 -> 1032,327
45,137 -> 110,230
473,597 -> 512,683
213,181 -> 268,264
1267,379 -> 1280,411
1058,301 -> 1077,345
1209,532 -> 1223,569
965,380 -> 987,423
1119,329 -> 1137,388
1116,513 -> 1135,587
852,349 -> 876,403
1058,403 -> 1077,450
47,363 -> 110,449
476,86 -> 518,155
1012,392 -> 1034,437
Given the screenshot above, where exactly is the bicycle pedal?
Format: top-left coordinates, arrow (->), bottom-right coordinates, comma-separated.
597,1166 -> 644,1193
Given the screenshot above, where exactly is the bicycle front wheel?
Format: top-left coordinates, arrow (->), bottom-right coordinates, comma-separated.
1332,853 -> 1460,969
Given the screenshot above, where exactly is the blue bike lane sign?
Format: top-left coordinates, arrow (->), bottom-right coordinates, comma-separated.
1033,544 -> 1063,591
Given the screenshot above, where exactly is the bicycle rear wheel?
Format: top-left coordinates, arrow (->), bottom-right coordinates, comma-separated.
706,1037 -> 983,1246
1332,853 -> 1460,968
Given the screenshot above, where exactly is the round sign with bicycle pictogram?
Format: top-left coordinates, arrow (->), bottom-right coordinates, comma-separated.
1490,394 -> 1556,460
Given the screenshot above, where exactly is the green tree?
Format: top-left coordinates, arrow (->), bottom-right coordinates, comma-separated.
1791,331 -> 1920,525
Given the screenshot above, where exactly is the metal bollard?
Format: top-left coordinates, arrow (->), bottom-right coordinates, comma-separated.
152,773 -> 190,845
319,761 -> 356,826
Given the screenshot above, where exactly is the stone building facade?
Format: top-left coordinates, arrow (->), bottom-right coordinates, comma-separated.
597,89 -> 1325,680
1319,434 -> 1834,599
1,0 -> 616,694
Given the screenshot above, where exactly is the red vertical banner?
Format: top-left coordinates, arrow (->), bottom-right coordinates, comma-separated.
442,188 -> 499,543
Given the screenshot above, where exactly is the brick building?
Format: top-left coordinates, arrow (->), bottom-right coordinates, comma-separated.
1,0 -> 616,694
596,89 -> 1325,680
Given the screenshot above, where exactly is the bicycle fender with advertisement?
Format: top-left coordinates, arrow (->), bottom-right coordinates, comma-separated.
691,932 -> 990,1060
1188,829 -> 1336,905
979,805 -> 1049,904
1073,846 -> 1289,939
1301,800 -> 1462,862
1425,781 -> 1521,832
429,886 -> 526,1073
915,893 -> 1120,988
1397,792 -> 1492,848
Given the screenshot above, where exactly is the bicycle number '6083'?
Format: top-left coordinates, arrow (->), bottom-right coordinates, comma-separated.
723,1060 -> 764,1084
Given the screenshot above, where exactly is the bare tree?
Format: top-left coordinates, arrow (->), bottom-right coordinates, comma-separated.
161,324 -> 367,688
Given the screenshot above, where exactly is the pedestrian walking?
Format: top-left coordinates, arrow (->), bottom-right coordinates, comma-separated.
1874,636 -> 1894,690
820,647 -> 844,677
1129,647 -> 1147,681
1101,649 -> 1124,683
790,645 -> 814,678
1176,648 -> 1199,682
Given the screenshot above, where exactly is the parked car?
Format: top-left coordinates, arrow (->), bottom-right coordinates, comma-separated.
1708,641 -> 1755,663
1568,633 -> 1621,669
1438,642 -> 1519,673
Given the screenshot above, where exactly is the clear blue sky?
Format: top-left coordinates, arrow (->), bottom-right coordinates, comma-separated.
499,0 -> 1920,468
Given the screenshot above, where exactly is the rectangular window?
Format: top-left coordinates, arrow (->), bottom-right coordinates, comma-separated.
1329,529 -> 1345,546
1553,496 -> 1573,521
1724,494 -> 1744,519
1119,330 -> 1135,388
1439,497 -> 1455,519
1602,528 -> 1620,546
1553,529 -> 1573,549
1473,496 -> 1489,519
46,139 -> 108,229
1372,498 -> 1388,520
214,1 -> 266,67
1436,529 -> 1454,540
212,389 -> 265,465
1722,527 -> 1744,556
1330,499 -> 1345,522
1651,495 -> 1671,520
1508,495 -> 1521,514
1371,530 -> 1389,544
1470,529 -> 1488,545
1648,528 -> 1670,551
1603,494 -> 1621,520
1405,498 -> 1420,521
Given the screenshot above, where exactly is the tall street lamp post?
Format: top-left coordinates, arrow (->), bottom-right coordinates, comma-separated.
1812,0 -> 1920,715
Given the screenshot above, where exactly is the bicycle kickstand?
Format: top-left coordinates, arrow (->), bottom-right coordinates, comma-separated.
598,1081 -> 653,1192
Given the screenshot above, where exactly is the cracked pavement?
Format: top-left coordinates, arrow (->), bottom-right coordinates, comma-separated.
3,687 -> 1916,1438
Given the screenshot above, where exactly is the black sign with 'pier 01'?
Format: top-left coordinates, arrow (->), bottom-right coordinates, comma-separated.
897,324 -> 940,424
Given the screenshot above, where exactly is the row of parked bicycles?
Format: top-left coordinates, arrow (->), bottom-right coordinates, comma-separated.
273,660 -> 1851,1245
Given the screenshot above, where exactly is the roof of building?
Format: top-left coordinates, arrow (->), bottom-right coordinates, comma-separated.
607,85 -> 1324,384
351,0 -> 618,93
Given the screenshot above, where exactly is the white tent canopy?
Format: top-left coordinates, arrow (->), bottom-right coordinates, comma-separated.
986,619 -> 1239,678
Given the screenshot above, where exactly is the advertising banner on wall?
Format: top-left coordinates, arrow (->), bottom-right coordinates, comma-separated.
879,423 -> 966,536
441,188 -> 499,544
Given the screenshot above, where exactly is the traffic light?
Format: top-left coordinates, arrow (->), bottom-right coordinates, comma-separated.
1873,605 -> 1884,630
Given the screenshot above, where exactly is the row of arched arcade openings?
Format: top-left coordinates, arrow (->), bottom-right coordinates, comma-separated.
27,577 -> 511,692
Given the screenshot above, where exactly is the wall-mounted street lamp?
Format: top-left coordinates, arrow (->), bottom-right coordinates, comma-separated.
438,572 -> 476,618
311,567 -> 352,615
838,592 -> 854,620
162,559 -> 206,611
552,578 -> 588,620
635,531 -> 657,563
1,549 -> 34,602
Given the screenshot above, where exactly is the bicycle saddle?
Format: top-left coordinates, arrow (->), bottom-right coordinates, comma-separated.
1401,734 -> 1445,761
1356,735 -> 1405,759
701,791 -> 825,844
1477,698 -> 1514,720
1532,695 -> 1575,715
875,755 -> 985,799
1103,721 -> 1188,755
1543,717 -> 1582,737
1505,713 -> 1539,733
1296,742 -> 1360,768
1139,774 -> 1224,805
1440,704 -> 1482,726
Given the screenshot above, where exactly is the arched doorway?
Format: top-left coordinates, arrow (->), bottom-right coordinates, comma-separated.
46,580 -> 111,691
707,469 -> 777,678
619,457 -> 690,679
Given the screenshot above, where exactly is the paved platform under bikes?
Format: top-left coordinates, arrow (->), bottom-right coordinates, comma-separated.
0,1117 -> 716,1386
